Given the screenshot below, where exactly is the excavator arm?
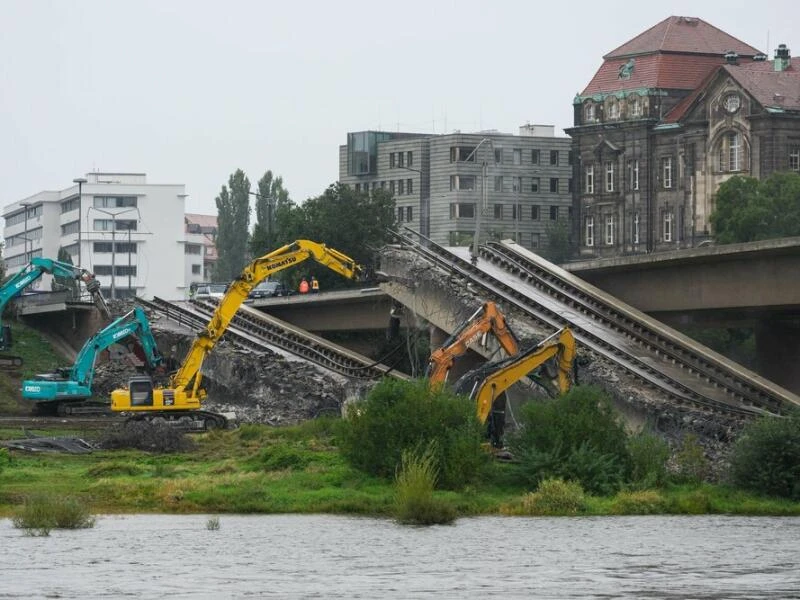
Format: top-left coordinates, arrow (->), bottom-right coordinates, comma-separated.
455,327 -> 577,424
111,240 -> 363,421
426,301 -> 520,385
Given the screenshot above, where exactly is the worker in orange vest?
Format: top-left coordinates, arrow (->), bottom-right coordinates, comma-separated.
299,278 -> 310,294
311,276 -> 320,293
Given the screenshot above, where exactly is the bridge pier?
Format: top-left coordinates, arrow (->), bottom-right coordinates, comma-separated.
755,316 -> 800,395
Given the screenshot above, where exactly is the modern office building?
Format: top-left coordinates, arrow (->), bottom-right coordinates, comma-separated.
339,125 -> 573,251
567,16 -> 800,259
2,172 -> 207,300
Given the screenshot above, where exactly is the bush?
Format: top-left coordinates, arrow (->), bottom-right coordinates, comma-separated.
505,478 -> 586,516
673,434 -> 710,484
627,430 -> 670,489
337,378 -> 489,488
86,462 -> 145,478
12,493 -> 95,535
507,385 -> 631,494
0,447 -> 10,474
394,442 -> 456,525
610,490 -> 669,515
728,411 -> 800,500
99,421 -> 196,453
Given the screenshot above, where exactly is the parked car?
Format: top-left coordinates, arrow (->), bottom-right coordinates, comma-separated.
192,283 -> 228,300
247,281 -> 289,300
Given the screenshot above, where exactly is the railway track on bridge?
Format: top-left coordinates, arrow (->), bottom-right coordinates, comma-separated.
389,229 -> 800,419
141,297 -> 403,381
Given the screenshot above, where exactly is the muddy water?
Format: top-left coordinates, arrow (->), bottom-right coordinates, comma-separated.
2,514 -> 798,599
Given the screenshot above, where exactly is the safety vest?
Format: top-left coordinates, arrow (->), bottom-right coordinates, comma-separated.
311,278 -> 319,292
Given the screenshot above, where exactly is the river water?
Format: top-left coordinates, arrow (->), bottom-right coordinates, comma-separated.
1,514 -> 798,599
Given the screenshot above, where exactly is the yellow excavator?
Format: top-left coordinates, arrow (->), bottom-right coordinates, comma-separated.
110,240 -> 363,429
426,301 -> 520,386
453,327 -> 577,447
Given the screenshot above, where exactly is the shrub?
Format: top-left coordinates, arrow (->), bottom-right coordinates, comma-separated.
0,447 -> 9,474
99,421 -> 196,453
252,445 -> 311,471
86,462 -> 145,478
206,516 -> 221,531
507,385 -> 631,494
506,478 -> 586,516
672,434 -> 710,484
627,430 -> 670,489
728,411 -> 800,500
337,378 -> 489,488
12,493 -> 95,535
394,442 -> 456,525
610,490 -> 669,515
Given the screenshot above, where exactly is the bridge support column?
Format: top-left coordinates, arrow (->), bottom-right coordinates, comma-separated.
755,316 -> 800,395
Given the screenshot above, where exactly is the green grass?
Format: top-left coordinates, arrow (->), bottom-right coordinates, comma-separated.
1,421 -> 799,518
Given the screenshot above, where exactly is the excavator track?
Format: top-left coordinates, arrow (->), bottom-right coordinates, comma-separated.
125,409 -> 228,432
0,353 -> 23,370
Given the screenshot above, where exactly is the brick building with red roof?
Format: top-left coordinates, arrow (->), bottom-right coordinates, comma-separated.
566,16 -> 799,257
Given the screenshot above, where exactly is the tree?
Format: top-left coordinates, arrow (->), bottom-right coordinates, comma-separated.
543,219 -> 572,264
51,246 -> 79,299
214,169 -> 251,281
249,170 -> 290,258
710,172 -> 800,243
274,183 -> 396,290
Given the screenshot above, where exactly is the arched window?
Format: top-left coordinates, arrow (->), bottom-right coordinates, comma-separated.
607,98 -> 620,120
629,95 -> 642,118
584,102 -> 595,123
717,131 -> 744,172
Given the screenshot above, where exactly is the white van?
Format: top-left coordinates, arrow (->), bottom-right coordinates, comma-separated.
191,283 -> 228,300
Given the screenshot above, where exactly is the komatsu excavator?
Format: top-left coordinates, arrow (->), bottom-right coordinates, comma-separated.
0,257 -> 110,369
110,240 -> 363,430
453,327 -> 577,448
22,306 -> 163,415
426,301 -> 520,386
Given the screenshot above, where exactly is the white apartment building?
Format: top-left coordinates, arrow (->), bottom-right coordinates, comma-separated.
2,172 -> 209,301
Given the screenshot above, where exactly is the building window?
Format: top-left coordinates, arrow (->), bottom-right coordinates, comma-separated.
531,149 -> 540,164
398,152 -> 405,168
531,177 -> 540,193
663,211 -> 674,242
61,221 -> 80,235
627,159 -> 639,191
407,179 -> 413,194
607,98 -> 620,120
398,179 -> 405,195
513,149 -> 521,165
192,265 -> 202,275
662,157 -> 673,189
584,102 -> 595,123
550,206 -> 558,220
585,164 -> 594,194
531,205 -> 540,220
630,96 -> 642,117
494,148 -> 503,164
585,216 -> 594,246
406,206 -> 413,222
494,204 -> 504,219
492,176 -> 501,192
354,183 -> 361,193
718,131 -> 742,172
390,181 -> 396,194
633,212 -> 640,244
93,196 -> 137,209
605,161 -> 615,192
449,175 -> 475,191
549,178 -> 559,193
512,204 -> 519,220
513,177 -> 522,193
567,178 -> 573,193
450,146 -> 476,162
389,153 -> 395,168
605,215 -> 615,245
407,151 -> 413,167
397,207 -> 404,222
550,150 -> 559,165
449,203 -> 475,218
184,244 -> 202,255
93,219 -> 137,231
789,145 -> 800,171
61,198 -> 79,214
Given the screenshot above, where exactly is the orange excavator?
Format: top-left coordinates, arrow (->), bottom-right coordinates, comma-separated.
426,301 -> 520,386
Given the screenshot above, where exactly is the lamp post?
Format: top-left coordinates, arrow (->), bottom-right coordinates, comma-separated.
89,206 -> 138,299
72,178 -> 87,266
463,138 -> 494,262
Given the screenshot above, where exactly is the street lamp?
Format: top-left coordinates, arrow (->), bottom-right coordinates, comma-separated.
462,138 -> 494,262
73,178 -> 87,266
89,206 -> 138,299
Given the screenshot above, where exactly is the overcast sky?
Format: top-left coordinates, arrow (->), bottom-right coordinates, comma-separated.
1,0 -> 797,217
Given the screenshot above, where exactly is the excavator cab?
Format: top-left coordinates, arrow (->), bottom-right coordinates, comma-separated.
128,376 -> 155,407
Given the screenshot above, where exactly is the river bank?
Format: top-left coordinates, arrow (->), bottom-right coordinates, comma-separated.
1,421 -> 799,518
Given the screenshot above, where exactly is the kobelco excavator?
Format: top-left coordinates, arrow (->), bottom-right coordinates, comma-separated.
110,240 -> 363,430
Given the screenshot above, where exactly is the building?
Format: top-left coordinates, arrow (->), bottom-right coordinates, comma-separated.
2,172 -> 196,300
184,213 -> 219,284
567,16 -> 800,258
339,126 -> 574,251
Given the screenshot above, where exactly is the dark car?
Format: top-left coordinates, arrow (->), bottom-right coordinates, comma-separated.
248,281 -> 289,300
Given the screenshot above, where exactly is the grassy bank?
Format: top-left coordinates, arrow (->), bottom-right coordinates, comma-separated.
1,420 -> 799,519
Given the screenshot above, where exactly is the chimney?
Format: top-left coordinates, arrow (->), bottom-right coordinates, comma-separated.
774,44 -> 791,72
724,51 -> 739,65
